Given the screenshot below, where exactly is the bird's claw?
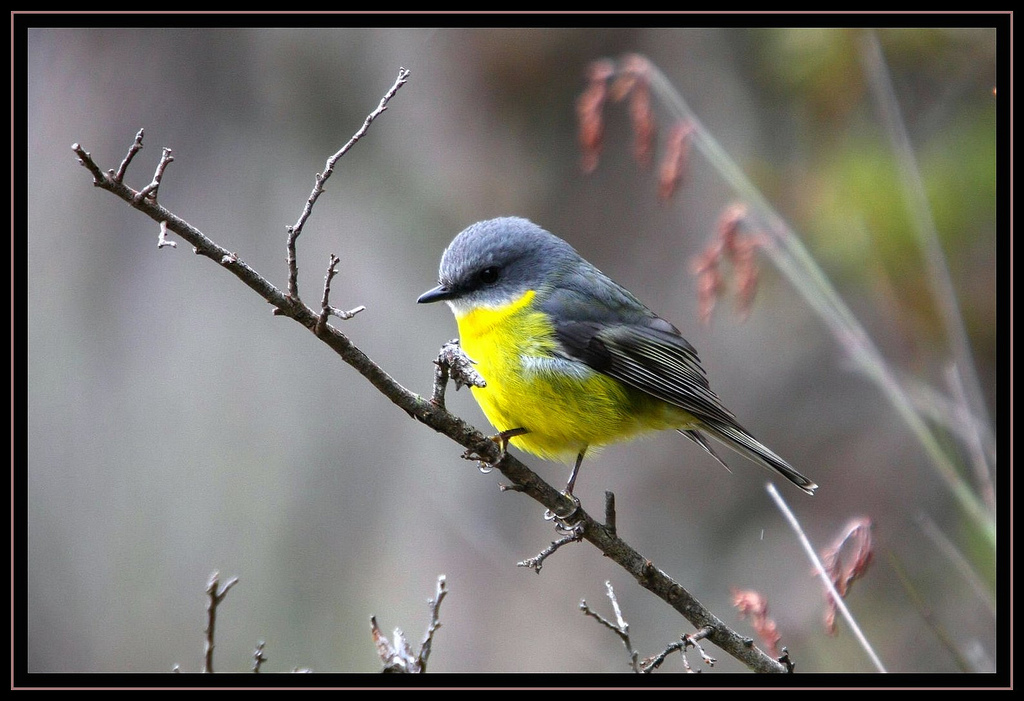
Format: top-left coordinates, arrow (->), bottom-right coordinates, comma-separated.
544,491 -> 582,530
462,427 -> 528,473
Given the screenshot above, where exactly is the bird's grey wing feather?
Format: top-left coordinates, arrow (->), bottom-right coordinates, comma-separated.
553,319 -> 736,425
553,317 -> 818,495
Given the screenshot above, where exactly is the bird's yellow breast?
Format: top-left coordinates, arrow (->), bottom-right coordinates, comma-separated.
454,290 -> 680,461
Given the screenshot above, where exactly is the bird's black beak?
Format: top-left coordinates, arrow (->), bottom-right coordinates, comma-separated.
417,284 -> 452,304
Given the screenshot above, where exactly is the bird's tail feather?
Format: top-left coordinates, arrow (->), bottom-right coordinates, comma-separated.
690,420 -> 817,495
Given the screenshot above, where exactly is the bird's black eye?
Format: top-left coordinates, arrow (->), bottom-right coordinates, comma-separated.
478,266 -> 500,284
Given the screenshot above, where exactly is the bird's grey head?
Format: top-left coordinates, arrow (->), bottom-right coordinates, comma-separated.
417,217 -> 581,313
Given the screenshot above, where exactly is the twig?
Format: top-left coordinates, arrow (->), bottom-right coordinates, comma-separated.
157,220 -> 176,249
777,648 -> 796,673
640,626 -> 716,673
370,574 -> 448,673
580,581 -> 640,672
134,147 -> 174,203
75,137 -> 792,673
252,641 -> 268,673
112,128 -> 144,183
766,483 -> 886,673
683,627 -> 717,668
417,575 -> 448,672
71,142 -> 106,184
517,528 -> 585,573
203,571 -> 239,674
316,254 -> 365,335
431,339 -> 486,409
641,638 -> 686,673
604,491 -> 617,537
286,67 -> 411,301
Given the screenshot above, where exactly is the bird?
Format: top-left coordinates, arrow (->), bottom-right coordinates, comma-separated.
417,217 -> 817,501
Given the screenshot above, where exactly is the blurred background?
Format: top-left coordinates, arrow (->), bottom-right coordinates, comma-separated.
25,25 -> 999,676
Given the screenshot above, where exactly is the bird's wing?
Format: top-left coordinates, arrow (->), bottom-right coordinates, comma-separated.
553,319 -> 736,426
554,319 -> 818,495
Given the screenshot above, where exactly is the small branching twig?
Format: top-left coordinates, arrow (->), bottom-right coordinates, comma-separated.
417,575 -> 448,672
517,528 -> 585,573
134,147 -> 174,203
640,626 -> 716,673
316,253 -> 365,335
640,639 -> 686,673
157,220 -> 176,249
72,142 -> 106,184
203,571 -> 239,674
777,647 -> 796,673
431,339 -> 486,410
371,575 -> 448,673
580,581 -> 640,672
113,128 -> 145,183
683,627 -> 717,668
286,67 -> 411,301
252,641 -> 268,673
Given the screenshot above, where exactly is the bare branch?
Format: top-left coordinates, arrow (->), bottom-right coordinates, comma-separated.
203,571 -> 239,674
371,575 -> 448,673
316,254 -> 365,335
684,627 -> 718,668
157,220 -> 177,249
252,641 -> 268,673
517,528 -> 585,573
417,575 -> 448,672
111,128 -> 145,183
134,147 -> 174,203
430,339 -> 485,410
640,639 -> 685,672
604,490 -> 617,537
71,142 -> 106,184
580,581 -> 640,672
286,67 -> 411,301
641,626 -> 717,673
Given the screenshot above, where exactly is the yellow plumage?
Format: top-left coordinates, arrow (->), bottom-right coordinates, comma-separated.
455,290 -> 686,462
